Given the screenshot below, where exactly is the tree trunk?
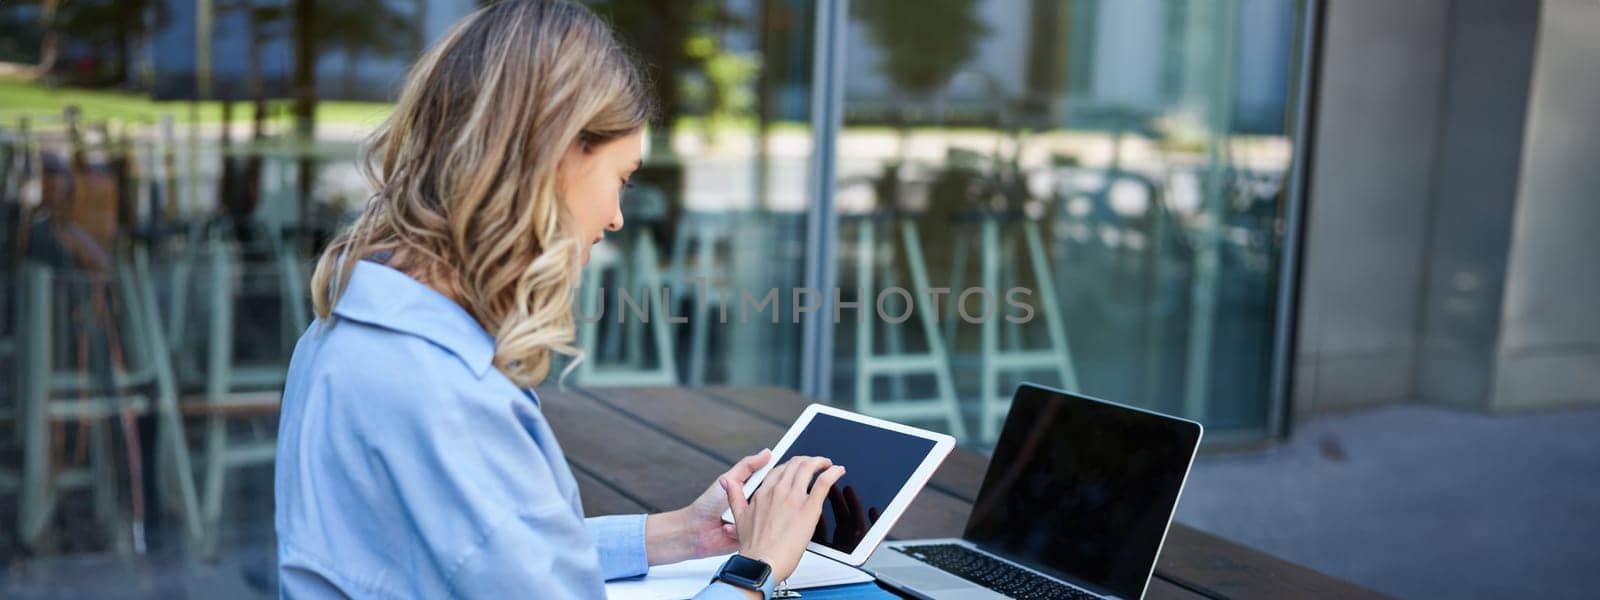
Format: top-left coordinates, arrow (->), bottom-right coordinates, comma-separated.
646,0 -> 688,157
35,0 -> 62,77
292,0 -> 318,251
342,49 -> 357,98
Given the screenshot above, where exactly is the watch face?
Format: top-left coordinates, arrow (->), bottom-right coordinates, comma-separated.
720,555 -> 771,588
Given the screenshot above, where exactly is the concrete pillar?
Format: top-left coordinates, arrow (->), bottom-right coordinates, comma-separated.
1294,0 -> 1451,415
1415,0 -> 1542,409
1492,0 -> 1600,410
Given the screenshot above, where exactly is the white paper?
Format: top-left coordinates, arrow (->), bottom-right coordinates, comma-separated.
605,551 -> 874,599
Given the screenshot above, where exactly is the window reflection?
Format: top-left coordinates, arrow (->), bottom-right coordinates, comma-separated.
831,0 -> 1298,442
0,0 -> 820,573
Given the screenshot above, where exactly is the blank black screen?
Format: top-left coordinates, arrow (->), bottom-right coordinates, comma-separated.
764,412 -> 936,555
964,386 -> 1200,598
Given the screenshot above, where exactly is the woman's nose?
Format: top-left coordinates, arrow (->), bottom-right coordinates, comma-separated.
608,209 -> 624,232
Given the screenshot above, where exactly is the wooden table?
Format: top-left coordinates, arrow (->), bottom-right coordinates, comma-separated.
535,385 -> 1385,600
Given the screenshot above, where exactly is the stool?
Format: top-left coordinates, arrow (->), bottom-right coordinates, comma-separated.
845,214 -> 966,439
947,211 -> 1079,443
575,227 -> 679,386
188,233 -> 287,556
15,250 -> 204,551
667,211 -> 736,386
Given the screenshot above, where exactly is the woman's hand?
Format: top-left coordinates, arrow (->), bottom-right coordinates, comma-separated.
645,449 -> 773,565
722,456 -> 847,583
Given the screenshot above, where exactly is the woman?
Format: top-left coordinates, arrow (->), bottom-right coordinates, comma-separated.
274,1 -> 838,597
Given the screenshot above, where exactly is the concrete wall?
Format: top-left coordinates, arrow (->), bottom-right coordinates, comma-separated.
1295,0 -> 1598,417
1493,0 -> 1600,410
1416,0 -> 1542,409
1294,0 -> 1450,415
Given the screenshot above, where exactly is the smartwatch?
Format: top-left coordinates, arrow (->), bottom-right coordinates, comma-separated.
712,554 -> 775,597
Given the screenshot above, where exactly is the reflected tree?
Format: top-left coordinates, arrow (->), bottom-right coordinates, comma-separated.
853,0 -> 989,102
852,0 -> 990,209
316,0 -> 419,96
587,0 -> 750,156
25,0 -> 171,86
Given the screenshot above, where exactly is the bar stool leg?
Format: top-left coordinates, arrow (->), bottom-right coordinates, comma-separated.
638,230 -> 679,382
977,220 -> 1081,442
1182,196 -> 1222,420
853,217 -> 967,438
18,264 -> 55,547
880,243 -> 909,403
278,234 -> 309,333
1025,221 -> 1079,392
979,220 -> 1002,442
576,257 -> 608,382
199,237 -> 236,557
900,222 -> 967,440
89,418 -> 119,534
687,224 -> 716,386
854,220 -> 875,416
577,231 -> 678,386
132,246 -> 204,546
943,229 -> 969,346
200,412 -> 228,557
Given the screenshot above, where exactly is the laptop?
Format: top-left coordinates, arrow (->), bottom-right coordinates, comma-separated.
861,383 -> 1203,600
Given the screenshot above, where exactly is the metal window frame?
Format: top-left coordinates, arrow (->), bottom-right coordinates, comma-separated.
1268,0 -> 1326,441
800,0 -> 848,401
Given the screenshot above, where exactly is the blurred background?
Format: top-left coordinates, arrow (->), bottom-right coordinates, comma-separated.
0,0 -> 1595,598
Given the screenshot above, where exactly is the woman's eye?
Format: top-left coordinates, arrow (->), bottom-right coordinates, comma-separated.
621,179 -> 634,189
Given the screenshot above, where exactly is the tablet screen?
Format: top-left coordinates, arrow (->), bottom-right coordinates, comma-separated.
770,412 -> 937,555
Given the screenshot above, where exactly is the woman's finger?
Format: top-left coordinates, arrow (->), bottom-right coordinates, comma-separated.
770,457 -> 802,496
804,457 -> 835,494
791,456 -> 832,496
756,462 -> 788,502
725,448 -> 771,484
720,476 -> 748,521
807,466 -> 847,510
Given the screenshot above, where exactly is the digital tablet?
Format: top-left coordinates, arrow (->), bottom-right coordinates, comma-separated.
722,404 -> 955,566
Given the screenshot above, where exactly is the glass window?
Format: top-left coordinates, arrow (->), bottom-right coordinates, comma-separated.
828,0 -> 1300,445
567,0 -> 815,388
0,0 -> 819,581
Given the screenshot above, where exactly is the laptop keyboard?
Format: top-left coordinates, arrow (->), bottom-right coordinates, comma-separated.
896,544 -> 1099,599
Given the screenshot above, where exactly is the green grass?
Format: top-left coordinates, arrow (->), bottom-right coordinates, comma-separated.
0,74 -> 394,128
0,76 -> 804,138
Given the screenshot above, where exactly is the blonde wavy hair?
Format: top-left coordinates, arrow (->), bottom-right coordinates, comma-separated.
310,0 -> 652,386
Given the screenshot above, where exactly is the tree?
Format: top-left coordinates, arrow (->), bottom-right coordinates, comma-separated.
37,0 -> 171,86
587,0 -> 743,156
852,0 -> 989,99
315,0 -> 417,96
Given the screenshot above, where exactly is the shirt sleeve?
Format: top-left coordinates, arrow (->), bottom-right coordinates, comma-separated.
582,515 -> 769,597
585,514 -> 649,580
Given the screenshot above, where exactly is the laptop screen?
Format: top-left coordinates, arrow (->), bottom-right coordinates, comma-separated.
963,384 -> 1201,599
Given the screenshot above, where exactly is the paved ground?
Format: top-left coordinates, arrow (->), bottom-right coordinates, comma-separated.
1177,403 -> 1600,600
4,403 -> 1597,598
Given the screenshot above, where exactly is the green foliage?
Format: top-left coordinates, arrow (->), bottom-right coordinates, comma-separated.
853,0 -> 991,96
585,0 -> 760,145
683,30 -> 760,142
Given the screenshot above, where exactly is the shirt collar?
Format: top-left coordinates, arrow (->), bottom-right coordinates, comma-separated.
332,260 -> 497,378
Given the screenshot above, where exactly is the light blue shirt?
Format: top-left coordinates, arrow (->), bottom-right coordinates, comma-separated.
275,260 -> 764,599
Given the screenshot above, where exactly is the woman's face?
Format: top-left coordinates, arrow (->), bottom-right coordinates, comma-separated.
559,131 -> 643,265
